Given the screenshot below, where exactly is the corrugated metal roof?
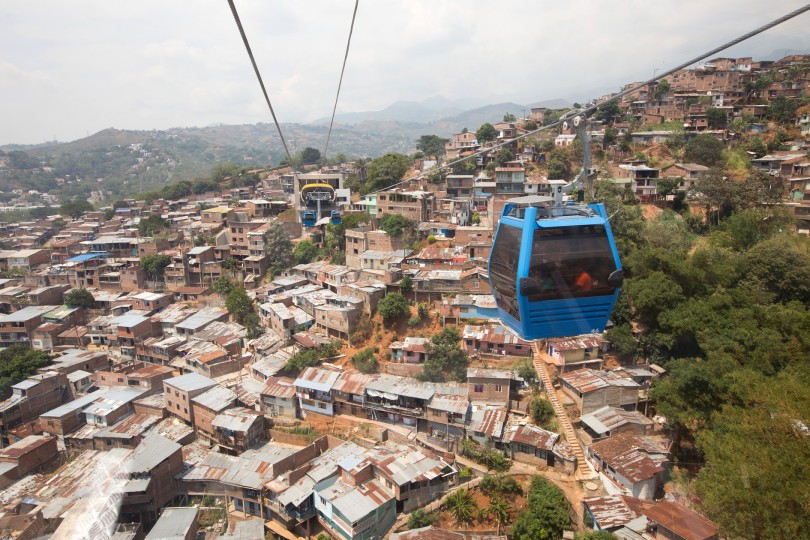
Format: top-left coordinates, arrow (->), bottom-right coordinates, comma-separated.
210,407 -> 263,432
584,495 -> 639,530
126,433 -> 181,474
579,406 -> 653,435
503,423 -> 558,451
589,434 -> 671,483
428,394 -> 469,415
560,368 -> 641,393
145,507 -> 199,540
192,386 -> 236,412
164,373 -> 217,393
294,367 -> 341,392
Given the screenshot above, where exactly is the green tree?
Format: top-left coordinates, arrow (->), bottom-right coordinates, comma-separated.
59,198 -> 93,219
0,346 -> 52,398
364,153 -> 411,193
706,107 -> 728,129
683,135 -> 725,167
530,397 -> 554,427
212,276 -> 235,297
380,214 -> 414,238
140,254 -> 171,280
416,135 -> 449,158
211,162 -> 241,182
547,151 -> 572,180
596,101 -> 622,124
421,327 -> 468,382
476,123 -> 497,143
137,215 -> 168,236
352,347 -> 379,373
377,293 -> 409,321
503,112 -> 517,122
294,240 -> 319,264
656,177 -> 680,197
509,476 -> 571,540
400,275 -> 413,293
489,496 -> 511,535
624,270 -> 685,324
407,509 -> 436,529
496,147 -> 514,166
766,95 -> 798,125
583,532 -> 619,540
300,147 -> 322,165
653,78 -> 671,100
264,222 -> 295,274
64,288 -> 95,309
444,489 -> 478,528
694,367 -> 810,539
225,286 -> 253,324
603,127 -> 618,147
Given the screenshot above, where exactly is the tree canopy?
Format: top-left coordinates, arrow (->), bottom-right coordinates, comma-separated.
363,153 -> 412,194
509,476 -> 571,540
380,214 -> 414,238
420,326 -> 468,382
0,346 -> 51,399
300,147 -> 322,164
416,135 -> 448,158
377,292 -> 409,321
294,240 -> 319,264
140,254 -> 171,279
264,222 -> 295,274
683,134 -> 725,167
476,123 -> 497,143
59,198 -> 93,219
64,288 -> 95,309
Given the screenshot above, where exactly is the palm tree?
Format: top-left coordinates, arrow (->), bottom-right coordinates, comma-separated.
444,488 -> 477,528
488,495 -> 512,535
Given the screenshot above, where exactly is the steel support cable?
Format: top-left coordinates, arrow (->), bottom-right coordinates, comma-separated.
226,0 -> 295,167
373,3 -> 810,194
324,0 -> 360,160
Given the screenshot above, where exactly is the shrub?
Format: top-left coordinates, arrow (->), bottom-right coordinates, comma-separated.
407,509 -> 436,529
352,348 -> 379,374
408,316 -> 421,327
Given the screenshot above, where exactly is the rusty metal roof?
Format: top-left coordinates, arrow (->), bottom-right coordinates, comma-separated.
503,423 -> 558,451
589,434 -> 671,483
639,500 -> 718,540
583,495 -> 638,530
560,368 -> 641,393
260,376 -> 297,399
332,371 -> 376,396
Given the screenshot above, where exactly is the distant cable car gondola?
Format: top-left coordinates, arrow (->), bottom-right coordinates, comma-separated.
302,210 -> 316,227
330,210 -> 342,225
488,195 -> 624,341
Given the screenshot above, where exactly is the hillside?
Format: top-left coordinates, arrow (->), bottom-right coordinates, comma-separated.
0,97 -> 571,202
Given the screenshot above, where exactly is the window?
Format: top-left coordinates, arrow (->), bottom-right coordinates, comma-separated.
527,225 -> 618,301
495,384 -> 503,392
474,384 -> 484,393
184,407 -> 188,414
472,281 -> 480,289
317,402 -> 327,409
489,224 -> 522,321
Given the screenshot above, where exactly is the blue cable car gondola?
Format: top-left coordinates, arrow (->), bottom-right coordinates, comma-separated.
330,210 -> 342,225
302,210 -> 316,227
488,195 -> 624,341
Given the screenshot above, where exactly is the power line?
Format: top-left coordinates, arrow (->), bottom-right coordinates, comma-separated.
226,0 -> 295,167
374,3 -> 810,194
324,0 -> 360,160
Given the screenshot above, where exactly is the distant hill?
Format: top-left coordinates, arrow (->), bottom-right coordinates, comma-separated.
0,96 -> 572,201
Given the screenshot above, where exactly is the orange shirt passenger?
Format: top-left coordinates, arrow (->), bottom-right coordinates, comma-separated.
574,270 -> 593,292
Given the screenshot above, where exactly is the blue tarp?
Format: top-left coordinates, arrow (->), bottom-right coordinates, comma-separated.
67,253 -> 107,262
474,191 -> 493,198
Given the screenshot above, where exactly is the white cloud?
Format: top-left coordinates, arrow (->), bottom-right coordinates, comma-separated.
0,0 -> 808,144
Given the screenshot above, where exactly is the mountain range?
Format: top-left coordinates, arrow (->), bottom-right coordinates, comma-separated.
0,97 -> 570,200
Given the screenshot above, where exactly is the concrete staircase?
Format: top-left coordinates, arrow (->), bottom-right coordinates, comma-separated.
531,341 -> 596,481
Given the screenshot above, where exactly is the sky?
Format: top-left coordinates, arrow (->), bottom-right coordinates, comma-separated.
1,0 -> 808,146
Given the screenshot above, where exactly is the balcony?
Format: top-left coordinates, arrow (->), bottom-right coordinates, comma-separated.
363,399 -> 426,419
